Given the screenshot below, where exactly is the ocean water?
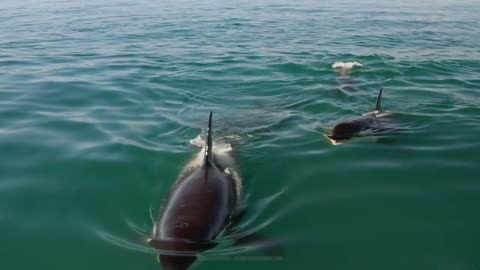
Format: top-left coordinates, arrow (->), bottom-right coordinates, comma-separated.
1,0 -> 480,269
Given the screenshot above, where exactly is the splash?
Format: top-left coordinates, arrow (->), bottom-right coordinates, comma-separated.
332,61 -> 364,70
332,61 -> 363,76
189,134 -> 232,153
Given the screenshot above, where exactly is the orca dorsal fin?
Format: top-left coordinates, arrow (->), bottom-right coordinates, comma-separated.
204,111 -> 213,166
375,88 -> 383,111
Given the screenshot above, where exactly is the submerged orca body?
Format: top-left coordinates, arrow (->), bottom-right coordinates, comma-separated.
149,112 -> 242,270
327,89 -> 390,145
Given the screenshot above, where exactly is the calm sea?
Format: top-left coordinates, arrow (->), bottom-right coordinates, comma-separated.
1,0 -> 480,269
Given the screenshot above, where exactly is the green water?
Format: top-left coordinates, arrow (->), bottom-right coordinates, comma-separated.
1,0 -> 480,269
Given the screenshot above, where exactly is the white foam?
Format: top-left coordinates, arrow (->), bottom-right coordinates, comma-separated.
332,61 -> 364,70
362,110 -> 392,118
189,135 -> 205,148
189,134 -> 232,153
186,134 -> 234,173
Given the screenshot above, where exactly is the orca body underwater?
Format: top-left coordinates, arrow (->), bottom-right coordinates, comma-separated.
326,89 -> 392,145
148,112 -> 243,270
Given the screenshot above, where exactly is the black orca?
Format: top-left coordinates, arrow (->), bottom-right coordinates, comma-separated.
327,89 -> 391,145
148,112 -> 243,270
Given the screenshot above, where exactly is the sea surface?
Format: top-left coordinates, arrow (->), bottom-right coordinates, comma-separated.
1,0 -> 480,269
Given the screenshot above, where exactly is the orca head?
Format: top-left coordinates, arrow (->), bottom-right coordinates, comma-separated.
328,121 -> 364,142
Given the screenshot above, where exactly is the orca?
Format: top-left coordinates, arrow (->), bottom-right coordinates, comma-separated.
326,89 -> 391,145
148,112 -> 243,270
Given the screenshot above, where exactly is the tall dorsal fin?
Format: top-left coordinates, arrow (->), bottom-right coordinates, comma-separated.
204,111 -> 213,165
375,88 -> 383,111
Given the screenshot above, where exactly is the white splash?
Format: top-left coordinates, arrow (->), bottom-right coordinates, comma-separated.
362,110 -> 392,118
332,61 -> 364,70
185,135 -> 228,170
332,61 -> 363,76
189,135 -> 205,148
189,134 -> 232,153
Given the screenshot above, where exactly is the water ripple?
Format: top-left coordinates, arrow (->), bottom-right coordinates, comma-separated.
1,0 -> 480,269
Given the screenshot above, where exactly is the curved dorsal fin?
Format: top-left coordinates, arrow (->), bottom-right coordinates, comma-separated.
375,88 -> 383,111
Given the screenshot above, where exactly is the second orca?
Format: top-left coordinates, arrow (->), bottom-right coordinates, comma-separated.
326,88 -> 392,145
